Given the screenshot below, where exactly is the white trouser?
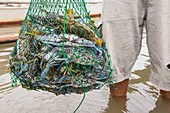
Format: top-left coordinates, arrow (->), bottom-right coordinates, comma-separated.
102,0 -> 170,91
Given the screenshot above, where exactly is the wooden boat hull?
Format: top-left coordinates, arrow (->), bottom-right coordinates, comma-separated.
0,4 -> 28,24
0,1 -> 102,24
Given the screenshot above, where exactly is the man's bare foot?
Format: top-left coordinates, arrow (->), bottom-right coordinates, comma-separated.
160,90 -> 170,99
110,79 -> 129,96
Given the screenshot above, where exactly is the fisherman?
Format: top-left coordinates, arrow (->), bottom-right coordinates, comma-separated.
102,0 -> 170,98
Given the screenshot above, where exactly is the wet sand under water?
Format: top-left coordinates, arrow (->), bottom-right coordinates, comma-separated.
1,29 -> 170,113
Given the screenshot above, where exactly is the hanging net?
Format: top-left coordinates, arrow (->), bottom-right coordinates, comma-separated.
9,0 -> 113,95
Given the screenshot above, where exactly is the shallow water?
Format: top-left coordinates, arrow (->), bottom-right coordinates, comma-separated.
1,33 -> 170,113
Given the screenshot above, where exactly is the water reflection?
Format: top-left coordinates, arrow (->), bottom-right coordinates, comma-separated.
104,96 -> 128,113
150,96 -> 170,113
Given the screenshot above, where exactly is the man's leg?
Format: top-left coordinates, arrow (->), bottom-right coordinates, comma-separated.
147,0 -> 170,98
160,90 -> 170,99
110,79 -> 129,96
102,0 -> 146,96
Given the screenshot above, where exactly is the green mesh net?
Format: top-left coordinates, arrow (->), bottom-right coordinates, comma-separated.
9,0 -> 113,95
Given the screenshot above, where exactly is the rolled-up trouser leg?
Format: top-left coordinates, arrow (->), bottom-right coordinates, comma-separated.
147,0 -> 170,91
102,0 -> 146,83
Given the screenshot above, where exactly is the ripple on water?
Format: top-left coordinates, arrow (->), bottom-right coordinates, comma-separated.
0,59 -> 7,63
0,73 -> 109,113
4,47 -> 14,51
0,52 -> 10,57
